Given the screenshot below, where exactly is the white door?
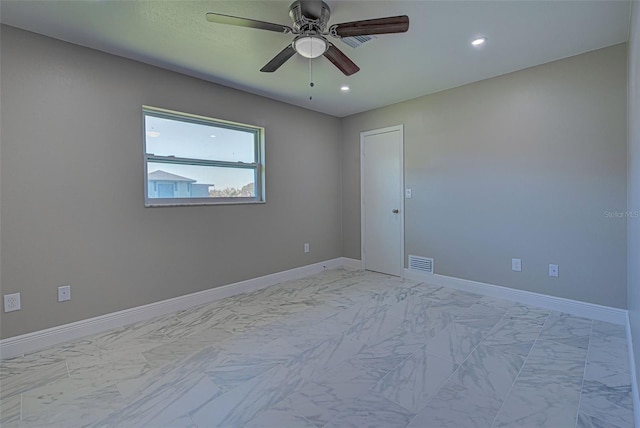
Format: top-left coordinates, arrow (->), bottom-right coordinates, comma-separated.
361,125 -> 404,277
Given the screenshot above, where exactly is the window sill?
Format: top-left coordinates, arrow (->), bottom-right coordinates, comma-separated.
145,199 -> 266,207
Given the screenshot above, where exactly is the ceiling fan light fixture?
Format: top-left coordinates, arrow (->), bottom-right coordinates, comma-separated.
294,36 -> 327,59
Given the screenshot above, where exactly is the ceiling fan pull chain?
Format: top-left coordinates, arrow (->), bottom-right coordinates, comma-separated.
309,58 -> 314,100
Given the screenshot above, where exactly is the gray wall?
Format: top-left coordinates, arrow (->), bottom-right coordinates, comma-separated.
0,26 -> 342,339
0,25 -> 630,340
627,1 -> 640,400
342,44 -> 628,308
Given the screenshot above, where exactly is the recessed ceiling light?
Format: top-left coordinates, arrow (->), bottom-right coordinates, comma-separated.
471,37 -> 487,47
210,134 -> 216,138
146,131 -> 160,138
340,86 -> 350,92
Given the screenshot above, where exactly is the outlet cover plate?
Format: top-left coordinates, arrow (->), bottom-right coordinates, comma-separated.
549,264 -> 559,277
304,243 -> 310,253
4,293 -> 21,312
58,285 -> 71,302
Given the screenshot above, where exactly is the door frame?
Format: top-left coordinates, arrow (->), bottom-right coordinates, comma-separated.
360,124 -> 405,279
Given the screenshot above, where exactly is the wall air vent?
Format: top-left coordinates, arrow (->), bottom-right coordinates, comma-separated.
341,35 -> 377,49
408,255 -> 434,274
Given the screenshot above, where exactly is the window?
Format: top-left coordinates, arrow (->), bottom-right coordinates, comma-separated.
143,106 -> 265,206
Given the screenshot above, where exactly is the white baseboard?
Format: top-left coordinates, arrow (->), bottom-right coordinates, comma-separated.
404,269 -> 628,325
0,257 -> 352,360
626,313 -> 640,428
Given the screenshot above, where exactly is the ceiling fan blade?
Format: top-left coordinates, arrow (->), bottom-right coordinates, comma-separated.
206,13 -> 293,34
323,44 -> 360,76
330,15 -> 409,38
260,45 -> 297,72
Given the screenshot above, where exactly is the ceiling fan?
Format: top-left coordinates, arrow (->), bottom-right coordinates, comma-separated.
205,0 -> 409,76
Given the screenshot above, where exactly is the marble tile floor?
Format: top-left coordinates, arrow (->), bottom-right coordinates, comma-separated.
0,269 -> 634,428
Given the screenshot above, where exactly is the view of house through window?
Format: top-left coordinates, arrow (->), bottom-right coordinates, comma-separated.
143,107 -> 265,206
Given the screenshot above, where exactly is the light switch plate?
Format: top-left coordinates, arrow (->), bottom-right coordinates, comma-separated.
512,258 -> 522,272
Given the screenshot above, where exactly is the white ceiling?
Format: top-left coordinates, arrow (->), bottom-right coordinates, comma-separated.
0,0 -> 631,117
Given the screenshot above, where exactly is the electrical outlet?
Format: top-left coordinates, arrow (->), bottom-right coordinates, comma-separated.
4,293 -> 21,312
304,243 -> 310,253
405,188 -> 412,199
549,264 -> 559,277
512,258 -> 522,272
58,285 -> 71,302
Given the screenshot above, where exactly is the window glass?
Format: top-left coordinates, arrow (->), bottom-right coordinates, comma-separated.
145,115 -> 256,163
147,162 -> 256,199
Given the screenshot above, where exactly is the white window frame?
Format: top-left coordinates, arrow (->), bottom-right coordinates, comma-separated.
143,106 -> 265,207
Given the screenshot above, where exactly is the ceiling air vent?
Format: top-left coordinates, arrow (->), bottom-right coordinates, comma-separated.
408,255 -> 434,274
341,35 -> 377,49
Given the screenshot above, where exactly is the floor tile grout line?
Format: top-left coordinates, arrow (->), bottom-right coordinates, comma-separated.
258,292 -> 404,414
268,279 -> 432,421
375,345 -> 453,416
361,299 -> 462,417
432,297 -> 515,370
418,302 -> 512,398
579,410 -> 626,428
187,413 -> 199,428
301,414 -> 320,428
488,309 -> 551,428
403,299 -> 512,426
113,380 -> 128,403
404,296 -> 524,426
574,320 -> 594,428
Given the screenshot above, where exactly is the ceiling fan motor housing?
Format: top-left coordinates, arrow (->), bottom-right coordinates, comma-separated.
289,0 -> 331,33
